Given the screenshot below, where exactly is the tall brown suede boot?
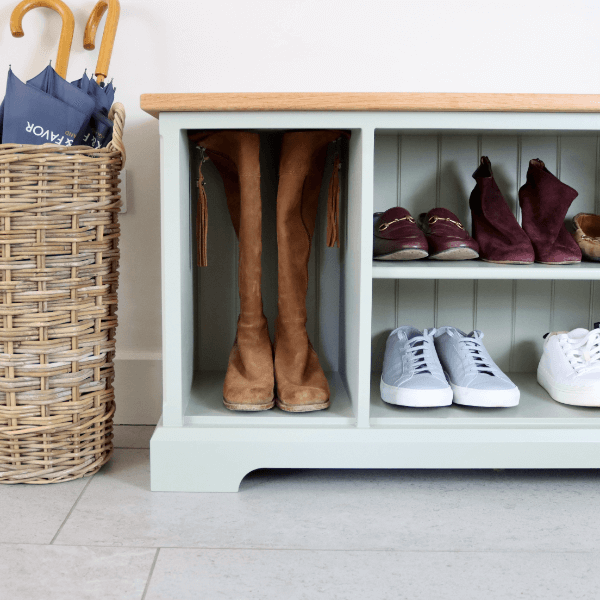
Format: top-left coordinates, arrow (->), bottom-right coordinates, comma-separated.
188,131 -> 274,411
274,130 -> 348,412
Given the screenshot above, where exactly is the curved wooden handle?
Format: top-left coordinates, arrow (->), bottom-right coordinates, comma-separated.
10,0 -> 75,79
83,0 -> 120,84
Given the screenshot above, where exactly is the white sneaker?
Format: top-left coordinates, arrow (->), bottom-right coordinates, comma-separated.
537,328 -> 600,406
380,326 -> 452,407
434,327 -> 520,407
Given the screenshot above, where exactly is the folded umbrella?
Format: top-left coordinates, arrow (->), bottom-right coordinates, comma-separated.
71,69 -> 90,91
2,0 -> 94,146
69,71 -> 111,148
86,75 -> 114,116
74,75 -> 114,148
78,0 -> 120,148
2,68 -> 91,146
75,102 -> 113,148
27,64 -> 96,121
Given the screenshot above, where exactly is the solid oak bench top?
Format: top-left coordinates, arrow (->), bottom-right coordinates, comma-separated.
140,92 -> 600,119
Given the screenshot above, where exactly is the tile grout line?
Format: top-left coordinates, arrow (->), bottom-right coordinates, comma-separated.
141,548 -> 161,600
4,539 -> 600,556
2,543 -> 596,554
49,476 -> 94,545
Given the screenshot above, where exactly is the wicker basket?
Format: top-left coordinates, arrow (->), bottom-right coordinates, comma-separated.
0,103 -> 126,484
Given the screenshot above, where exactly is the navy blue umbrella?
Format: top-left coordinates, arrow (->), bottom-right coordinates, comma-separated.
28,64 -> 96,122
74,76 -> 115,149
69,70 -> 109,148
2,0 -> 97,147
2,68 -> 94,147
70,69 -> 90,91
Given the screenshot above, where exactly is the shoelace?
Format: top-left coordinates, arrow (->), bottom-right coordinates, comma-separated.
448,329 -> 495,376
406,328 -> 437,375
559,330 -> 600,374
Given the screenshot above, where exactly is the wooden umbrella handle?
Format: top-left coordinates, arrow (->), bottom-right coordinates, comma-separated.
83,0 -> 120,84
10,0 -> 75,79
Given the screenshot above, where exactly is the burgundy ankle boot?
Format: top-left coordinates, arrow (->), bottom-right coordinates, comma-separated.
519,159 -> 582,264
469,156 -> 534,264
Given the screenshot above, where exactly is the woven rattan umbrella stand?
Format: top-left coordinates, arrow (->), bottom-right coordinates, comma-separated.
0,103 -> 125,484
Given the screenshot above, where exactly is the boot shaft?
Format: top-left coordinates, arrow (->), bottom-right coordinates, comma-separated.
519,158 -> 577,239
469,156 -> 534,264
189,130 -> 260,177
188,130 -> 265,316
276,130 -> 348,323
518,159 -> 581,264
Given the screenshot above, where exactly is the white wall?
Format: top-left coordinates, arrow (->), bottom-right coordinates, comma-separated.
1,0 -> 599,422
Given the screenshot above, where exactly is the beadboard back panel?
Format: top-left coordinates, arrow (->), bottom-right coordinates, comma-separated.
190,133 -> 341,374
371,133 -> 600,374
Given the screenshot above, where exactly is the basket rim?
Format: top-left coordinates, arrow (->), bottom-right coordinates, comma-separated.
0,103 -> 126,166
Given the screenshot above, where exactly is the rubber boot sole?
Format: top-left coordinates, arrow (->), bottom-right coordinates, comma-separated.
276,399 -> 330,412
223,398 -> 275,411
481,258 -> 534,265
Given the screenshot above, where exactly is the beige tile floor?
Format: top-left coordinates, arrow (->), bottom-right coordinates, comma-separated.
3,424 -> 600,599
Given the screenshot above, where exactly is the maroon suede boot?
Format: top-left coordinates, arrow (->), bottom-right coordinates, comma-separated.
469,156 -> 534,264
519,159 -> 582,264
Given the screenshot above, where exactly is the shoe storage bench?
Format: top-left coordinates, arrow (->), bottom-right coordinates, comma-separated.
141,93 -> 600,492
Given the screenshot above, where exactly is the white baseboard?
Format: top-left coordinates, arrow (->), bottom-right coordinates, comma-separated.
114,357 -> 162,424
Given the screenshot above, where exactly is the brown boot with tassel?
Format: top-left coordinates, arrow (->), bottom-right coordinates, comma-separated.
274,130 -> 349,412
188,130 -> 274,411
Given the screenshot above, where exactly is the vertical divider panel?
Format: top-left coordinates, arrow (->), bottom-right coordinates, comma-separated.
159,119 -> 194,426
343,126 -> 374,427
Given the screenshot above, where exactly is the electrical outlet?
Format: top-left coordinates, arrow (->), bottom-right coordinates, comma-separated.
120,169 -> 128,214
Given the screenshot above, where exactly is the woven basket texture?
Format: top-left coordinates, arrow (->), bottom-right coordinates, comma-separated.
0,103 -> 125,483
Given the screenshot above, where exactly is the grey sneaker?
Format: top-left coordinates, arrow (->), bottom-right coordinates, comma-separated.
381,326 -> 452,407
434,327 -> 519,407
